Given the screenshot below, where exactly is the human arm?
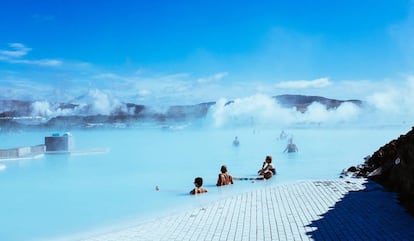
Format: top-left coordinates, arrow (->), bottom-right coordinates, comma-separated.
258,162 -> 267,174
216,174 -> 223,186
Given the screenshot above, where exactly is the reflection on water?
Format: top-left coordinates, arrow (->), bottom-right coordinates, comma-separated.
0,125 -> 409,241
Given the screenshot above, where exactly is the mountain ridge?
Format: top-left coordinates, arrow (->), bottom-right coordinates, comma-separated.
0,94 -> 362,130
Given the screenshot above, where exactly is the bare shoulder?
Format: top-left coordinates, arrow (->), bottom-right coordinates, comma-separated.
197,187 -> 208,193
191,187 -> 208,194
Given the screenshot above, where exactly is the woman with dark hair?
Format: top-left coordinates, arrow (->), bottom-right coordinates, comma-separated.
258,155 -> 276,179
190,177 -> 208,195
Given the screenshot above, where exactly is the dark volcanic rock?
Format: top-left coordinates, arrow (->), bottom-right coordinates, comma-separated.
0,100 -> 32,116
57,103 -> 79,110
350,126 -> 414,215
0,111 -> 19,118
126,103 -> 145,115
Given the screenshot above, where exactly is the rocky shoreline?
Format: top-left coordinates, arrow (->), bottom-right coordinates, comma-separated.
343,126 -> 414,215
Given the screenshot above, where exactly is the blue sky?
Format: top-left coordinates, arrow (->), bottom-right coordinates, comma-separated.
1,0 -> 414,104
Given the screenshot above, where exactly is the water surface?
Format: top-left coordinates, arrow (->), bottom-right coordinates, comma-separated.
0,125 -> 409,241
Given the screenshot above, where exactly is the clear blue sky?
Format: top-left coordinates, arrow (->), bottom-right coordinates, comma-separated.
1,0 -> 414,104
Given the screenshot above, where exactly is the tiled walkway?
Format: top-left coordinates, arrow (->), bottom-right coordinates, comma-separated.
81,179 -> 414,241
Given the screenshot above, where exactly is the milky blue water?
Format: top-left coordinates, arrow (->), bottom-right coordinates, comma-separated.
0,125 -> 410,241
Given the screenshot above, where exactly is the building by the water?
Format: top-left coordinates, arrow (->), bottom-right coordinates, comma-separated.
0,132 -> 74,160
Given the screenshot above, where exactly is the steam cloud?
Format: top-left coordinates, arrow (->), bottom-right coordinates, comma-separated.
365,78 -> 414,125
209,94 -> 361,128
19,78 -> 414,128
30,89 -> 124,118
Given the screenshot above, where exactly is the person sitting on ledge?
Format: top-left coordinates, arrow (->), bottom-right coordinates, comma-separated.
190,177 -> 208,195
257,155 -> 276,179
217,165 -> 234,186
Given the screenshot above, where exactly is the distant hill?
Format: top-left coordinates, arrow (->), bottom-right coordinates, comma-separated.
0,95 -> 362,130
274,94 -> 362,113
